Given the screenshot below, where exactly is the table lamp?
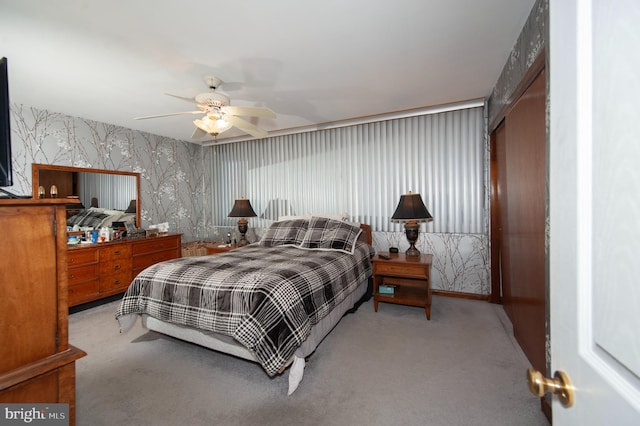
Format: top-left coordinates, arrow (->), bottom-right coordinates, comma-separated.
228,198 -> 257,247
391,192 -> 432,257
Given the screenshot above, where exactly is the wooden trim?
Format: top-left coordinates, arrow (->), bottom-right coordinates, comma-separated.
0,346 -> 86,391
488,124 -> 504,304
488,48 -> 546,133
359,223 -> 372,245
432,289 -> 489,301
56,204 -> 70,351
0,198 -> 73,206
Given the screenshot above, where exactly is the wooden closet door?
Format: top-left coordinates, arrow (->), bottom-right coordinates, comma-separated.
499,69 -> 546,373
0,205 -> 59,373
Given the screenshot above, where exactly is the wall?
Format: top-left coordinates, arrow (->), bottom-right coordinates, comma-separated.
207,107 -> 491,296
8,104 -> 205,242
9,102 -> 491,296
487,0 -> 548,124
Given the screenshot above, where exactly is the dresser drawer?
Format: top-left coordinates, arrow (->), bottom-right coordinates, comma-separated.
99,259 -> 132,276
99,271 -> 132,292
68,264 -> 99,285
68,248 -> 98,266
133,249 -> 177,272
133,236 -> 180,255
68,279 -> 99,301
375,262 -> 428,279
99,244 -> 132,261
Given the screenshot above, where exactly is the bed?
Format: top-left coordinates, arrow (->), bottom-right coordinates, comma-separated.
67,205 -> 136,229
115,216 -> 374,394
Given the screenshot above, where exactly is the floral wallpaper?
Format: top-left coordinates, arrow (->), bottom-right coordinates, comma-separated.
9,104 -> 206,242
487,0 -> 548,126
374,232 -> 489,295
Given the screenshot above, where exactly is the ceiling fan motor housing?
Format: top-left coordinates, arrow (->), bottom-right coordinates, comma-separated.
195,92 -> 230,108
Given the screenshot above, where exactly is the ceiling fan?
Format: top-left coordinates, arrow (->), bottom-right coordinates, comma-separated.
135,76 -> 276,140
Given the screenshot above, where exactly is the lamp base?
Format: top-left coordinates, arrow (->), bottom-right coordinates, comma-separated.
237,234 -> 250,247
405,245 -> 421,257
237,218 -> 249,247
404,221 -> 421,257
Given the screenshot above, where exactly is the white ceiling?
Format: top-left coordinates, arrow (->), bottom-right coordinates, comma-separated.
1,0 -> 536,143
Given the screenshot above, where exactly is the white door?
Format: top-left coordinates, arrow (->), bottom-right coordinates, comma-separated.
549,0 -> 640,423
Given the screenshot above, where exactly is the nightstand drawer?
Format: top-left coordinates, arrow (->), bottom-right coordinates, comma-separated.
375,262 -> 427,278
206,245 -> 236,254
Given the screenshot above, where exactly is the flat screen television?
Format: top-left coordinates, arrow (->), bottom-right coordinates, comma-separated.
0,57 -> 14,189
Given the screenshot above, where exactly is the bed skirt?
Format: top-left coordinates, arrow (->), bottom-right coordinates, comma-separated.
138,277 -> 370,395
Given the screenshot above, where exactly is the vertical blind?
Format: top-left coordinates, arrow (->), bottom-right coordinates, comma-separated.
209,106 -> 485,234
79,173 -> 137,211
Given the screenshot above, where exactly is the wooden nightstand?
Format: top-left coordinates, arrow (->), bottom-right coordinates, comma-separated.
372,252 -> 433,319
206,243 -> 237,255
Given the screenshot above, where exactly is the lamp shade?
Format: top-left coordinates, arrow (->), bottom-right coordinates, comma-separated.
391,192 -> 432,222
124,199 -> 137,213
228,198 -> 257,218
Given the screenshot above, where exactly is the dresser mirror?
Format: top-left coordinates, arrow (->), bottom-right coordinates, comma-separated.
32,163 -> 141,228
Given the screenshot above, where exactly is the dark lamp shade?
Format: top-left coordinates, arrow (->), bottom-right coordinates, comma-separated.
228,198 -> 258,218
124,199 -> 137,213
391,193 -> 432,222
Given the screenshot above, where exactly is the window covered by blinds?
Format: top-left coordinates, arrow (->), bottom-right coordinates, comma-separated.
209,106 -> 485,234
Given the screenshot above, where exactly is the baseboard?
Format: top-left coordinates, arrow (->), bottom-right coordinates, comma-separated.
69,294 -> 122,314
432,289 -> 490,301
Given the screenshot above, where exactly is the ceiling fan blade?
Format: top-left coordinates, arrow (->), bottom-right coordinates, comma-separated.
191,126 -> 208,139
221,105 -> 276,118
165,93 -> 197,103
225,115 -> 268,139
135,111 -> 202,120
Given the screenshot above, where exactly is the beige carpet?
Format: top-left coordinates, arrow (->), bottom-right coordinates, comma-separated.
69,296 -> 549,426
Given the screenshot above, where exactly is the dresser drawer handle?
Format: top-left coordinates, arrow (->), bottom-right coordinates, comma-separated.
114,250 -> 121,255
69,274 -> 75,279
114,280 -> 121,285
69,258 -> 75,263
114,265 -> 121,270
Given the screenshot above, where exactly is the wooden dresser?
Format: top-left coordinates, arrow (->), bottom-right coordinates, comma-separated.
0,199 -> 86,425
67,233 -> 182,306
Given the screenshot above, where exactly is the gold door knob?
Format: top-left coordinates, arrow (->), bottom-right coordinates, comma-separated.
527,369 -> 574,408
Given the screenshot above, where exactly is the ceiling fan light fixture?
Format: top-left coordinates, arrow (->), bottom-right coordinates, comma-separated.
194,116 -> 232,136
139,75 -> 272,140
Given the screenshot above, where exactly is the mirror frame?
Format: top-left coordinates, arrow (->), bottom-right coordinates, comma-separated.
32,163 -> 141,227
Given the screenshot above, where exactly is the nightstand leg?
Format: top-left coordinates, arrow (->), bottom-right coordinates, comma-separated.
425,306 -> 431,320
374,299 -> 379,312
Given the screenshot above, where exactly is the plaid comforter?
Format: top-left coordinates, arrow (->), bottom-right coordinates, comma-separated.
116,241 -> 374,376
